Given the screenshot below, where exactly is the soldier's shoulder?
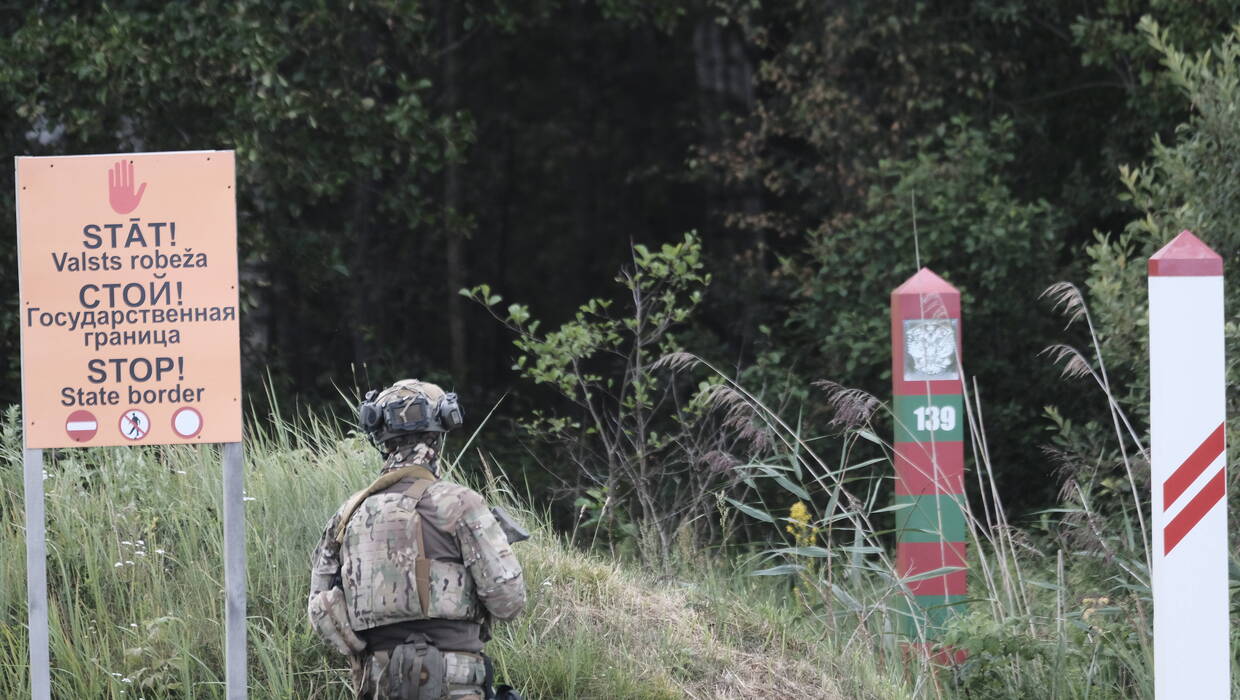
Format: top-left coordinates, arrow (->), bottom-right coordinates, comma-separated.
336,486 -> 373,518
426,480 -> 487,508
343,485 -> 371,506
326,492 -> 358,523
423,480 -> 488,525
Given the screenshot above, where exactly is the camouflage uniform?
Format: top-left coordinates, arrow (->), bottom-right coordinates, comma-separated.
309,442 -> 525,700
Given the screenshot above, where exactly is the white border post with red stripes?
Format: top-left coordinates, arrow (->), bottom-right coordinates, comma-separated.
1148,230 -> 1230,699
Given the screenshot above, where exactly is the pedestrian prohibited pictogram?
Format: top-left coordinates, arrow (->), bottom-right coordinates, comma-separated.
118,409 -> 151,440
171,406 -> 203,438
64,410 -> 98,442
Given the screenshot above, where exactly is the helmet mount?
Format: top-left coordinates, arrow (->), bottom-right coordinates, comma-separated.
358,379 -> 464,455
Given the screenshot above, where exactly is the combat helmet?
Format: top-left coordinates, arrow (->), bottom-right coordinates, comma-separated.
358,379 -> 464,454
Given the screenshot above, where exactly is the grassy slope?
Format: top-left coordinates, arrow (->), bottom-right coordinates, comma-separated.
0,408 -> 908,699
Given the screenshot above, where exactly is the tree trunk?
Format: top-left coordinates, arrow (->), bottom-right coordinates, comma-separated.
693,19 -> 763,351
571,3 -> 595,305
350,178 -> 374,369
442,0 -> 468,384
349,22 -> 378,370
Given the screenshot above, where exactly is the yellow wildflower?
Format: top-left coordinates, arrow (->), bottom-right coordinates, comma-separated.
786,501 -> 818,547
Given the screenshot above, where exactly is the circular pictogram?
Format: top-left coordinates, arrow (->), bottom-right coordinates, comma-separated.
65,410 -> 98,442
118,409 -> 151,441
171,406 -> 203,438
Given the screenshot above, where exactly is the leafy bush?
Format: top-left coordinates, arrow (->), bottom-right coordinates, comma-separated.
1049,16 -> 1240,622
786,115 -> 1069,509
464,232 -> 779,567
1084,17 -> 1240,417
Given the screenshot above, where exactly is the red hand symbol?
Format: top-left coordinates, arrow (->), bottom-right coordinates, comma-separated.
108,160 -> 147,214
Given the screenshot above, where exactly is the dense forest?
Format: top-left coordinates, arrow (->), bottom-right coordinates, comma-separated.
3,1 -> 1240,539
7,2 -> 1240,697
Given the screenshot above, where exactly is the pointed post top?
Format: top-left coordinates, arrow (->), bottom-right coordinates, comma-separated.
893,267 -> 959,296
1149,230 -> 1223,277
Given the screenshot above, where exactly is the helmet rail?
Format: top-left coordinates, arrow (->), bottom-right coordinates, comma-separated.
358,379 -> 464,452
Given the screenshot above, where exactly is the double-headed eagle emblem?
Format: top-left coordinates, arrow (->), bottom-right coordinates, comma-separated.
905,320 -> 957,378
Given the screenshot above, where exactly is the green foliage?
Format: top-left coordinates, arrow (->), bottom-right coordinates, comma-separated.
2,1 -> 1235,529
787,115 -> 1067,505
1085,17 -> 1240,397
466,232 -> 708,403
712,0 -> 1011,212
792,116 -> 1060,376
463,233 -> 756,565
0,405 -> 369,698
704,380 -> 1169,700
941,597 -> 1151,700
705,0 -> 1215,246
697,0 -> 1240,512
1031,39 -> 1240,700
0,1 -> 473,401
0,2 -> 710,407
1065,19 -> 1240,543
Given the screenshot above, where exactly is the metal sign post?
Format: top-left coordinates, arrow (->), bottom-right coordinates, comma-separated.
15,152 -> 245,698
21,444 -> 247,699
1148,230 -> 1230,699
891,268 -> 967,664
23,448 -> 50,698
222,442 -> 247,699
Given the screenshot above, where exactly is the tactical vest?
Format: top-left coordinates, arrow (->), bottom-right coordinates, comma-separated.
336,467 -> 483,630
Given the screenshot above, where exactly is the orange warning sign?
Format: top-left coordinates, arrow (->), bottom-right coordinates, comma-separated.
16,151 -> 241,448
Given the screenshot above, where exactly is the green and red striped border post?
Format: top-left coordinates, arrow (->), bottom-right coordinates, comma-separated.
891,268 -> 967,664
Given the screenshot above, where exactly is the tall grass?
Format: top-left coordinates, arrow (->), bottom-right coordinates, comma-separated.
4,274 -> 1219,699
0,403 -> 359,698
0,403 -> 907,699
659,283 -> 1240,699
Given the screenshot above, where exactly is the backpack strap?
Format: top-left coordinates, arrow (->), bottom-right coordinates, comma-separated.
333,465 -> 438,547
403,478 -> 435,617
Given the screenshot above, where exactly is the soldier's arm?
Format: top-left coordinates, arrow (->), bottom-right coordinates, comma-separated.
307,511 -> 366,656
457,493 -> 526,621
308,512 -> 344,598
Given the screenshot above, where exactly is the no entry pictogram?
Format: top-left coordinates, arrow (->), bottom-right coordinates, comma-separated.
64,410 -> 98,442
